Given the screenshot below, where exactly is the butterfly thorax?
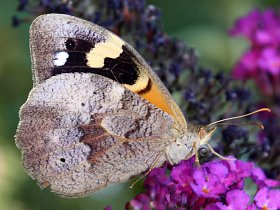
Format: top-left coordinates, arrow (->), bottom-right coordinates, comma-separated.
166,124 -> 207,165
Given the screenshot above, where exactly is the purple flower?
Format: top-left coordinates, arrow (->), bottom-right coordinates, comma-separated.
126,157 -> 280,209
190,160 -> 231,198
229,10 -> 262,42
254,188 -> 280,210
230,8 -> 280,96
231,50 -> 259,80
252,167 -> 280,188
125,194 -> 152,210
205,190 -> 252,210
230,9 -> 280,46
191,168 -> 226,198
171,158 -> 194,185
255,9 -> 280,46
259,48 -> 280,75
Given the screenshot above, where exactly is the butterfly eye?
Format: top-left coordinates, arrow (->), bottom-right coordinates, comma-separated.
198,145 -> 209,158
60,158 -> 66,163
66,39 -> 76,50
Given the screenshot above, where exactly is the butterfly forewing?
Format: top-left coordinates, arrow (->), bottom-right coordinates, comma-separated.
29,14 -> 186,124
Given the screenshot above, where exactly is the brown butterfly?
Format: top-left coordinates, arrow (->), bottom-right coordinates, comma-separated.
15,14 -> 269,197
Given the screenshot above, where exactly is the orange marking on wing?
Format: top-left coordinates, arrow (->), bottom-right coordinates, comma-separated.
138,80 -> 173,117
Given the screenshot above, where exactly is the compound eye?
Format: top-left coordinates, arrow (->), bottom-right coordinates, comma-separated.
198,145 -> 209,158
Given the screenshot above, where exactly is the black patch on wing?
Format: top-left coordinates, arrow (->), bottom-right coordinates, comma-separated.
62,38 -> 94,66
52,40 -> 140,86
65,38 -> 94,52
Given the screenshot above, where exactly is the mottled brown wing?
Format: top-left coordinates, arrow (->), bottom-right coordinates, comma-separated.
30,14 -> 186,127
16,73 -> 174,197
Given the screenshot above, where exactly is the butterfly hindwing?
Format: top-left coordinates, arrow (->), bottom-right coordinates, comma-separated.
16,73 -> 173,196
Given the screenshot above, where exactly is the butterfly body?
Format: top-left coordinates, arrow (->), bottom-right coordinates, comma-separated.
16,14 -> 210,197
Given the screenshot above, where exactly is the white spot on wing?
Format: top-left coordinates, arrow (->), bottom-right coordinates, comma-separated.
54,52 -> 69,66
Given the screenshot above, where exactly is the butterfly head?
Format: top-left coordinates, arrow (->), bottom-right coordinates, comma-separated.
193,108 -> 271,161
167,108 -> 271,165
166,124 -> 215,165
193,126 -> 216,159
197,126 -> 216,146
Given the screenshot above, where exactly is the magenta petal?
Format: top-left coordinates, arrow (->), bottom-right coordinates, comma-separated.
252,167 -> 266,180
190,183 -> 218,199
254,188 -> 280,210
229,9 -> 261,40
205,190 -> 251,210
235,160 -> 253,179
255,9 -> 280,45
128,199 -> 144,210
205,203 -> 228,210
208,162 -> 229,178
255,188 -> 269,209
259,48 -> 280,75
230,8 -> 280,46
192,168 -> 206,185
208,161 -> 238,188
267,189 -> 280,209
226,190 -> 250,209
191,169 -> 226,198
230,8 -> 280,96
256,30 -> 275,45
171,158 -> 194,184
264,179 -> 280,188
232,50 -> 259,80
251,167 -> 280,188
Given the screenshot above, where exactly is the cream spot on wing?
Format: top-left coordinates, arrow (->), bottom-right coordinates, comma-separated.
86,34 -> 124,68
54,52 -> 69,66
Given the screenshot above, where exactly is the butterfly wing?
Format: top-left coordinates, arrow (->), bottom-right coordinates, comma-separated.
16,73 -> 174,197
29,14 -> 186,127
16,14 -> 189,197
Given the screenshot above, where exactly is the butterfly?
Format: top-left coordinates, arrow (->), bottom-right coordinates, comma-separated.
16,13 -> 260,198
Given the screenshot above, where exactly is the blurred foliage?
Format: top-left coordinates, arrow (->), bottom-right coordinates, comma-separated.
0,0 -> 279,210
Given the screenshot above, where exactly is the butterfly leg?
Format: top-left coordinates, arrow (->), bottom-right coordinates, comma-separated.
129,151 -> 165,189
193,142 -> 201,167
206,143 -> 236,161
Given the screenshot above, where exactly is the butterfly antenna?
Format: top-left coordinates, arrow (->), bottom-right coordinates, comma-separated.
211,122 -> 265,130
206,108 -> 270,129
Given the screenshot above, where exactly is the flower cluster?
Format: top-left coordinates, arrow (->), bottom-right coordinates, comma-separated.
230,9 -> 280,180
126,158 -> 280,210
230,9 -> 280,97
